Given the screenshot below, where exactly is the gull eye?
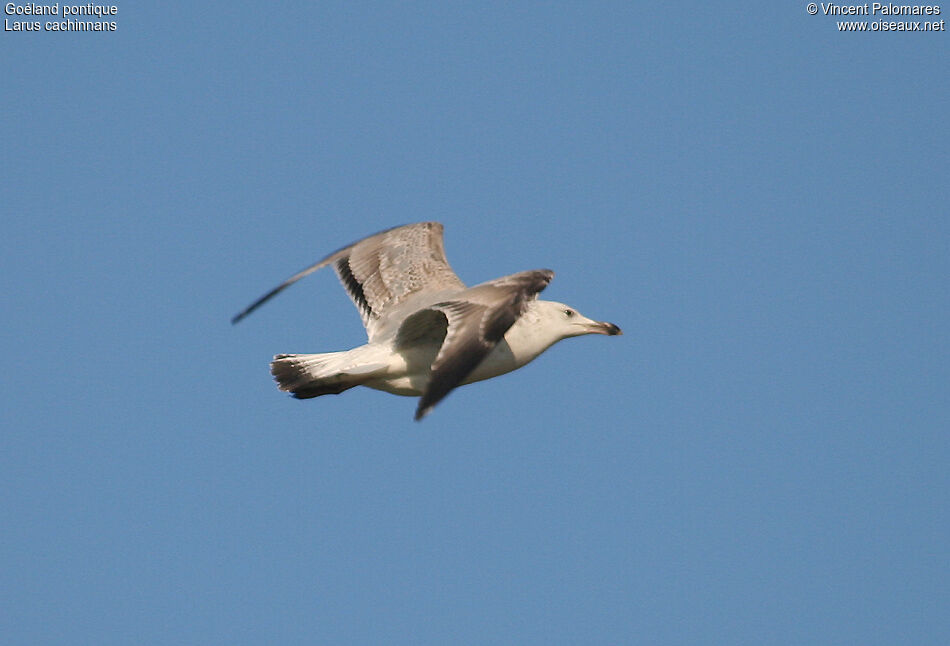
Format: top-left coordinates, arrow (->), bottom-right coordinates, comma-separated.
564,309 -> 575,318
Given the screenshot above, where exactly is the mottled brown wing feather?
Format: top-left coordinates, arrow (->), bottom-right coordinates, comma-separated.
340,222 -> 465,337
231,222 -> 465,333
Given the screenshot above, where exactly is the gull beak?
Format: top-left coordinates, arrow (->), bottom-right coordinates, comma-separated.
586,321 -> 622,336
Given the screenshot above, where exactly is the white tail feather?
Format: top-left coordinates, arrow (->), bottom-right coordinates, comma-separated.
270,347 -> 388,399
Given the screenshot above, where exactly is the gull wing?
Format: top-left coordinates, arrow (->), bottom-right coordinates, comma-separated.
413,269 -> 554,420
232,222 -> 466,339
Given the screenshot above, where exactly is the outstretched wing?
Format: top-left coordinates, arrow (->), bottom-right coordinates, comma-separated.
231,222 -> 466,339
413,269 -> 554,420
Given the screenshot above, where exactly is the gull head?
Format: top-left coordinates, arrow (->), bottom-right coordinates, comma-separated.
527,299 -> 622,344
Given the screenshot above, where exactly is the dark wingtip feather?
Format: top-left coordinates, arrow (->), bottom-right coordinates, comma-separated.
231,281 -> 295,325
414,403 -> 431,421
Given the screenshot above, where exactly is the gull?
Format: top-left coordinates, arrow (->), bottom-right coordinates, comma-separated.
232,222 -> 621,420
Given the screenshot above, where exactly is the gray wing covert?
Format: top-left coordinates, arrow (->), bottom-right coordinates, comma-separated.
413,269 -> 554,420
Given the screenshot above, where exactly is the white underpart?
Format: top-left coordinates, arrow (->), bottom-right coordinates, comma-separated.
358,299 -> 602,396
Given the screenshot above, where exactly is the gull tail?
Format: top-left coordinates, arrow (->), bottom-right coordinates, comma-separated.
271,347 -> 387,399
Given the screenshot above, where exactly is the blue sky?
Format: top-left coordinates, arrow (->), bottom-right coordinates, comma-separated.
2,3 -> 947,644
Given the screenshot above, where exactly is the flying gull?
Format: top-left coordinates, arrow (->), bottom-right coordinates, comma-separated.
232,222 -> 621,420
